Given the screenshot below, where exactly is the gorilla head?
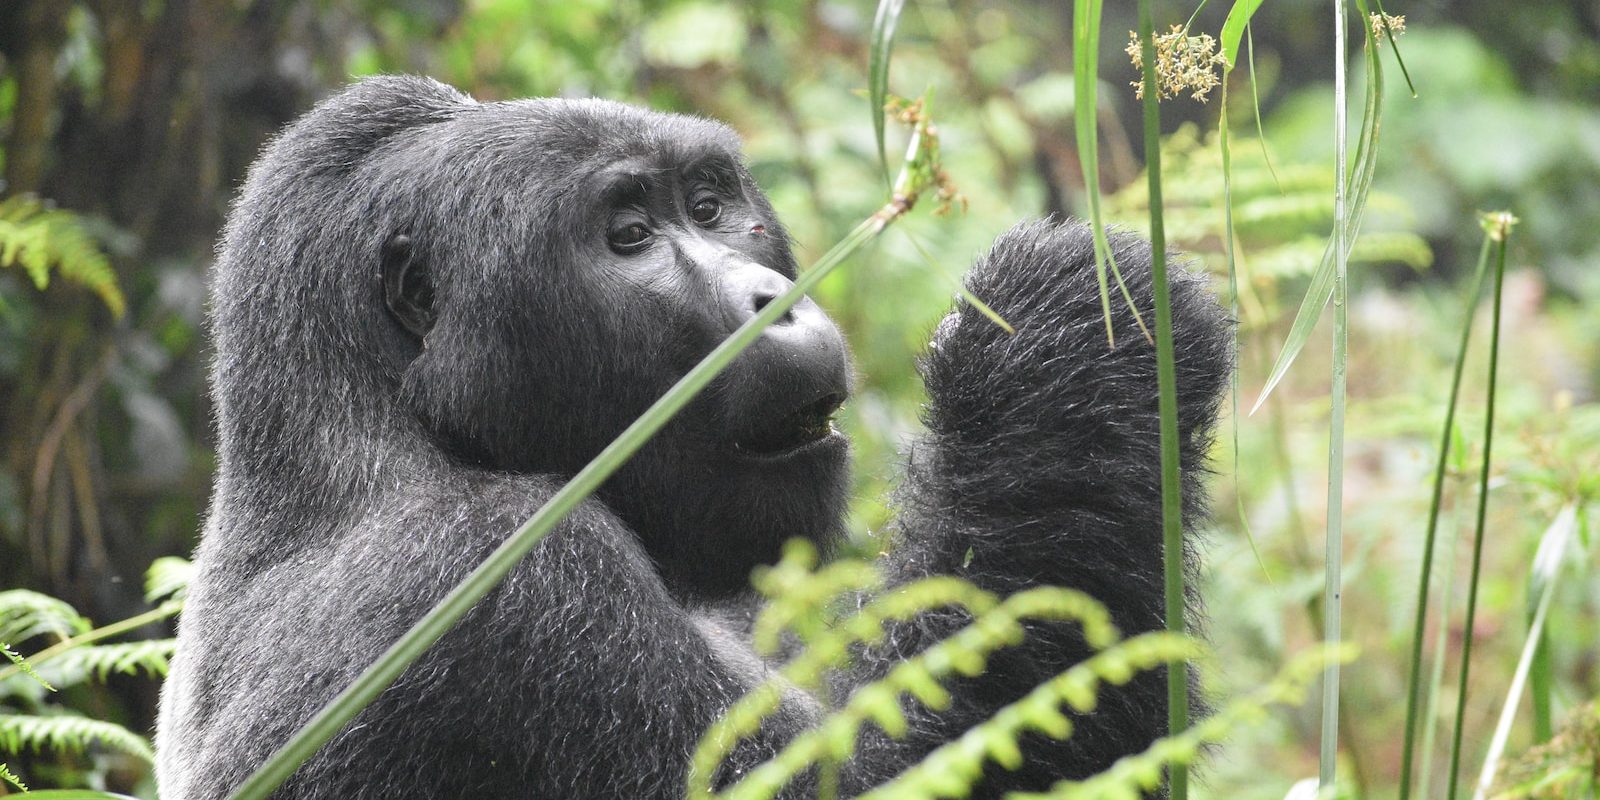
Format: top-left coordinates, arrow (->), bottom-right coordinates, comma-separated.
215,76 -> 850,598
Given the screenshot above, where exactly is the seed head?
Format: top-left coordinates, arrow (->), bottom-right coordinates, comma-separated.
1370,13 -> 1406,41
1126,26 -> 1228,103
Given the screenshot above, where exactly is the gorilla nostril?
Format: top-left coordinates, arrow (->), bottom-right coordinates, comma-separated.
726,264 -> 799,327
750,289 -> 795,324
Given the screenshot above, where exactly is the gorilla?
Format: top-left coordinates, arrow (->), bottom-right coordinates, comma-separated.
155,75 -> 1230,799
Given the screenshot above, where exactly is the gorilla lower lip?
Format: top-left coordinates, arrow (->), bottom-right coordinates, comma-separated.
735,392 -> 846,457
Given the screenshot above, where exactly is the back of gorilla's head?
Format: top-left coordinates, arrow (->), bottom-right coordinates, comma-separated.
212,76 -> 851,597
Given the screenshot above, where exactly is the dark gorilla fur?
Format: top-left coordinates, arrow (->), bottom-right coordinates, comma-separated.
156,76 -> 1231,799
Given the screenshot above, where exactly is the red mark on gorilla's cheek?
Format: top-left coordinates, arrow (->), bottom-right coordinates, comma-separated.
750,225 -> 766,236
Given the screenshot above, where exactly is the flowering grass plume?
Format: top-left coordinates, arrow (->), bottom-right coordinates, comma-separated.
1370,13 -> 1406,41
1125,25 -> 1228,103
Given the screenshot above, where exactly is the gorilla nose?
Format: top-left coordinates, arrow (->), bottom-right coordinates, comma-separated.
717,262 -> 852,424
726,265 -> 798,327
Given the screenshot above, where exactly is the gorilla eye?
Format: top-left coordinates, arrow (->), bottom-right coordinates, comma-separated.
690,197 -> 722,226
608,222 -> 652,253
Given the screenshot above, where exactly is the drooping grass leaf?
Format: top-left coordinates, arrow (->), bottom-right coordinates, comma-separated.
902,229 -> 1014,334
1220,0 -> 1267,66
1074,0 -> 1152,346
868,0 -> 908,185
1250,2 -> 1384,415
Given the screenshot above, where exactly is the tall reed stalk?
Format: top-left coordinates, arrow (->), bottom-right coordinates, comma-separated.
1133,3 -> 1189,798
1397,231 -> 1496,800
1445,213 -> 1515,799
1319,0 -> 1350,789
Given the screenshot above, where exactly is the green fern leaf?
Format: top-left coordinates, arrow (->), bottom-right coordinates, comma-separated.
0,195 -> 125,317
0,590 -> 90,644
0,712 -> 153,763
144,556 -> 195,604
27,639 -> 177,692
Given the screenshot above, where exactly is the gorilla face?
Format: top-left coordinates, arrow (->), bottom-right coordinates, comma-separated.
385,100 -> 852,597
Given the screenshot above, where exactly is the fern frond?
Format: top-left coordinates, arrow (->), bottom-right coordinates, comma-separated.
1010,644 -> 1357,800
0,195 -> 125,316
1,642 -> 56,693
1252,231 -> 1433,279
857,632 -> 1201,799
691,573 -> 1003,796
0,712 -> 154,764
144,556 -> 195,605
0,590 -> 90,644
28,639 -> 177,692
705,586 -> 1124,800
0,760 -> 28,792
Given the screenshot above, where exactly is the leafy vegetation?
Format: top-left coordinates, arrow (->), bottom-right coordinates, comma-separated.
0,559 -> 187,794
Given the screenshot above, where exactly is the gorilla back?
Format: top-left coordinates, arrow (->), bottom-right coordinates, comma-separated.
157,76 -> 1230,799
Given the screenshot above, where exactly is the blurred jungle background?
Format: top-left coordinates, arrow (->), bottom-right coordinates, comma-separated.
1,0 -> 1597,797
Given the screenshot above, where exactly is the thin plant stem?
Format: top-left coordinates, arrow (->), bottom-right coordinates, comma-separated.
0,601 -> 182,685
1445,225 -> 1511,799
1417,477 -> 1468,796
1135,3 -> 1189,798
1320,0 -> 1350,790
1398,232 -> 1495,800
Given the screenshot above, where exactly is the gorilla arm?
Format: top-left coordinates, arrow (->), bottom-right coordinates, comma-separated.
835,220 -> 1232,791
161,470 -> 819,800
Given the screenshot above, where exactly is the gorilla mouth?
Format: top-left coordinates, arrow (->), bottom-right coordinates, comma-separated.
733,392 -> 847,457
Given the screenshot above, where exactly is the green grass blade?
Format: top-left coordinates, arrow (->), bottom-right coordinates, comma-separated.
1074,0 -> 1151,346
1251,1 -> 1384,415
1416,480 -> 1468,795
1220,0 -> 1267,65
1247,27 -> 1285,192
1445,216 -> 1514,799
1073,0 -> 1117,345
869,0 -> 907,185
902,229 -> 1014,333
10,792 -> 141,800
1471,505 -> 1577,800
1219,75 -> 1272,581
1135,2 -> 1190,797
1397,231 -> 1495,800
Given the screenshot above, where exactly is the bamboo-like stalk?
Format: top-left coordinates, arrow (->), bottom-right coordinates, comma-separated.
1319,0 -> 1349,790
1134,3 -> 1189,798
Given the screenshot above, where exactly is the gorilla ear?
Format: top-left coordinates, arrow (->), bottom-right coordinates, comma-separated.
381,234 -> 436,339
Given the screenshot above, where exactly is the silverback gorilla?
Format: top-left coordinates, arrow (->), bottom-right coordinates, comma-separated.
155,76 -> 1229,799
